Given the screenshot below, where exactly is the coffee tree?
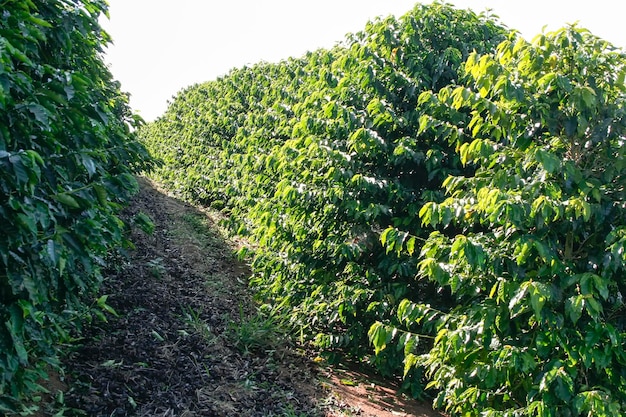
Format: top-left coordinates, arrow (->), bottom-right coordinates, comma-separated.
374,27 -> 626,416
1,0 -> 152,410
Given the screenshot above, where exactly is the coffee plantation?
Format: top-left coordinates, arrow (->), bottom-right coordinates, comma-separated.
4,1 -> 626,415
142,3 -> 626,415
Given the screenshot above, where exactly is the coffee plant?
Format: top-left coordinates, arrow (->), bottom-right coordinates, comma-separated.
0,0 -> 153,411
373,27 -> 626,416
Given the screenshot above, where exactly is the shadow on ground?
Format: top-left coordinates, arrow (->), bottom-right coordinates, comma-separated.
59,177 -> 442,417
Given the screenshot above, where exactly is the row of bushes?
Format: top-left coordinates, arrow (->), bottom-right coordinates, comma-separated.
141,1 -> 506,396
142,2 -> 626,416
1,1 -> 152,411
373,27 -> 626,416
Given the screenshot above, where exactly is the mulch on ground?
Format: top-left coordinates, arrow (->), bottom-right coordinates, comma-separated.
60,177 -> 442,417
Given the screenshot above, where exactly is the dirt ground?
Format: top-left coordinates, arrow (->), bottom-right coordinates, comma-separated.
55,177 -> 443,417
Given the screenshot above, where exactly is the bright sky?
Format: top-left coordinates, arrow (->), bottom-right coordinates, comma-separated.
100,1 -> 626,121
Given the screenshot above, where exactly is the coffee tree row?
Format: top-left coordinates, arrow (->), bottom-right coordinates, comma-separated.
141,2 -> 626,416
0,0 -> 153,411
142,1 -> 506,395
373,27 -> 626,416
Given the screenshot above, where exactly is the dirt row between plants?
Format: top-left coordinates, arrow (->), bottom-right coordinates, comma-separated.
55,177 -> 442,417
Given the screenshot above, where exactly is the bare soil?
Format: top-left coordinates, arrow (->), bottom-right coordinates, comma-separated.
54,177 -> 443,417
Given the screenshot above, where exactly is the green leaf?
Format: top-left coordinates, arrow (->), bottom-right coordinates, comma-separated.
17,213 -> 37,234
529,282 -> 549,318
10,154 -> 29,186
54,193 -> 80,209
26,103 -> 50,128
81,153 -> 97,177
579,86 -> 596,108
419,202 -> 437,227
536,149 -> 561,174
97,295 -> 118,317
516,241 -> 532,266
7,306 -> 28,364
133,212 -> 155,234
585,296 -> 603,319
404,353 -> 419,378
406,236 -> 416,256
592,275 -> 609,300
47,239 -> 59,266
380,227 -> 398,254
509,282 -> 529,318
565,295 -> 584,324
93,184 -> 108,206
368,322 -> 389,354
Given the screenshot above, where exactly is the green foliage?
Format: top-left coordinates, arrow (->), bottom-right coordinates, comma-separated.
144,1 -> 626,414
142,0 -> 507,393
228,305 -> 287,354
0,0 -> 152,410
375,27 -> 626,415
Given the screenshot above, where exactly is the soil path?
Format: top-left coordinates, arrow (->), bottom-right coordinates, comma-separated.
60,177 -> 443,417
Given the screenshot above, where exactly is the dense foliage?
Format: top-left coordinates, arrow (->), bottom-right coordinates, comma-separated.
0,0 -> 152,411
373,27 -> 626,416
142,2 -> 626,415
142,1 -> 506,394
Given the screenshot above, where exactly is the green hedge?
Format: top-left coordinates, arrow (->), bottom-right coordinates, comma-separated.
375,27 -> 626,416
0,0 -> 153,411
142,2 -> 626,415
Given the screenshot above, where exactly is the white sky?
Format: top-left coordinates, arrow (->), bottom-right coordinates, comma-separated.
100,1 -> 626,121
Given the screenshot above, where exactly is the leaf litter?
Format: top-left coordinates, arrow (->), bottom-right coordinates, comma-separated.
58,177 -> 442,417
